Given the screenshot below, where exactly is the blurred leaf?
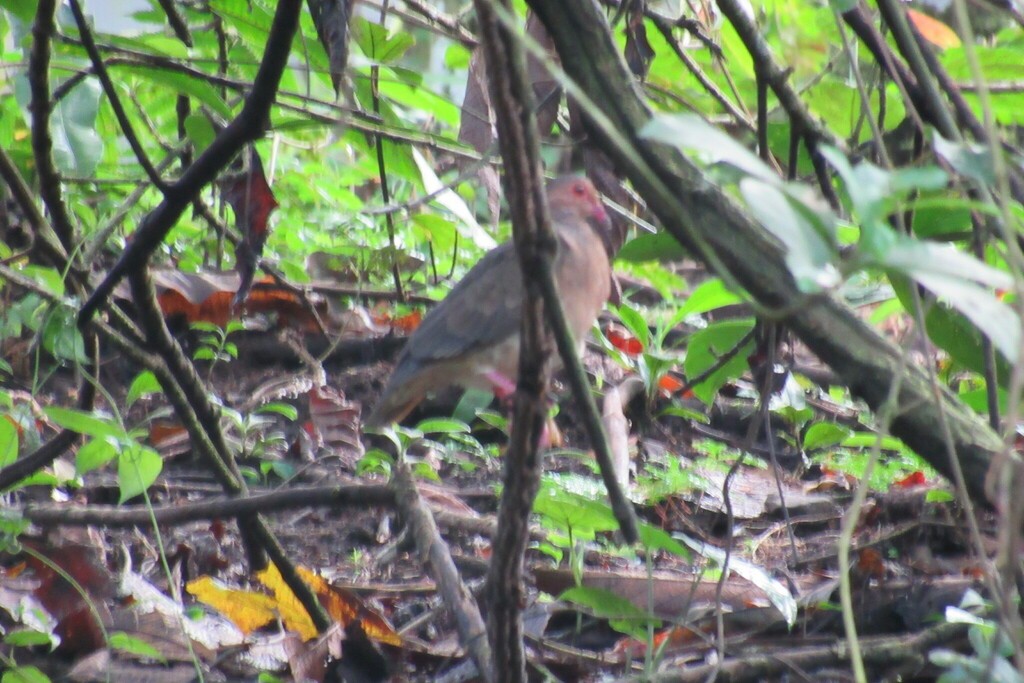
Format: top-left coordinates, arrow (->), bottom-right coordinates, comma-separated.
75,438 -> 116,475
126,371 -> 162,408
740,178 -> 840,292
678,278 -> 744,318
616,231 -> 686,262
45,407 -> 124,440
0,418 -> 17,469
934,133 -> 995,186
641,113 -> 776,182
683,320 -> 755,404
118,444 -> 162,503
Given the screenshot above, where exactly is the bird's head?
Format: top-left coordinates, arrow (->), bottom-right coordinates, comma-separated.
547,176 -> 610,229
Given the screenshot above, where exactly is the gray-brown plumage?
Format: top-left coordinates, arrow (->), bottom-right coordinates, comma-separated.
366,176 -> 612,426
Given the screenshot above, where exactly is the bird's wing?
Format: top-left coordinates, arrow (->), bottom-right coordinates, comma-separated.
402,242 -> 525,366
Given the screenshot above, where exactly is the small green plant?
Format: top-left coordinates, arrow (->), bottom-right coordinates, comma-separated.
931,590 -> 1023,683
221,402 -> 296,482
191,320 -> 245,380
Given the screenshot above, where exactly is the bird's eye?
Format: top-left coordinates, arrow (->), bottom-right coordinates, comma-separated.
572,182 -> 586,196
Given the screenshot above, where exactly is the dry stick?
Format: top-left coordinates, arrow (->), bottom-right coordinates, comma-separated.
392,463 -> 494,682
67,0 -> 167,190
0,144 -> 69,273
29,0 -> 78,254
122,272 -> 332,633
630,620 -> 969,683
649,17 -> 754,133
22,485 -> 395,526
473,0 -> 556,678
77,0 -> 304,325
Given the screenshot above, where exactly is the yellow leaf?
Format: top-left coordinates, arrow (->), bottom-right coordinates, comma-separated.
907,9 -> 961,49
297,567 -> 402,647
256,564 -> 318,641
186,575 -> 276,635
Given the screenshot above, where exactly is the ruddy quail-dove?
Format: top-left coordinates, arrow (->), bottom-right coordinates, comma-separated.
365,176 -> 613,427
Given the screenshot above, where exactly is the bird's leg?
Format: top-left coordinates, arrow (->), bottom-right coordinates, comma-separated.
484,370 -> 561,448
483,370 -> 517,402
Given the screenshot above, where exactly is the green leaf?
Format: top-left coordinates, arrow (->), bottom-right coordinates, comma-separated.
559,585 -> 657,637
616,231 -> 687,263
412,148 -> 496,249
683,319 -> 755,404
934,133 -> 995,186
75,438 -> 117,475
45,407 -> 124,440
115,64 -> 232,118
118,445 -> 162,503
2,665 -> 51,683
4,629 -> 53,647
257,402 -> 298,420
0,418 -> 18,468
640,113 -> 776,182
926,489 -> 955,503
739,178 -> 840,292
183,113 -> 216,152
803,422 -> 851,451
637,522 -> 689,557
3,0 -> 38,22
612,304 -> 650,347
126,371 -> 161,408
109,631 -> 165,662
50,77 -> 104,175
415,418 -> 470,435
352,18 -> 415,64
534,478 -> 618,537
677,278 -> 744,318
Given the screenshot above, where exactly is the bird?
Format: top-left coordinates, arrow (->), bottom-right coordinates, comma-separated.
365,175 -> 613,427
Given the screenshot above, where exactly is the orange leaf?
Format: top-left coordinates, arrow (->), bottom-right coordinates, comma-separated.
894,471 -> 927,488
295,567 -> 401,647
186,575 -> 276,635
658,374 -> 685,394
393,309 -> 422,334
907,9 -> 961,49
606,327 -> 644,356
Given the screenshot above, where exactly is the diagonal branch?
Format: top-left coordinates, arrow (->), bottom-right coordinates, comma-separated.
526,0 -> 1002,508
78,0 -> 304,327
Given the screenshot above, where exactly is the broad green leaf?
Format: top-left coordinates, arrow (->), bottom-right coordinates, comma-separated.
616,231 -> 686,263
115,64 -> 232,118
109,631 -> 165,662
740,178 -> 840,292
909,269 -> 1021,363
3,0 -> 38,22
640,113 -> 776,182
637,522 -> 689,557
534,477 -> 617,537
45,407 -> 124,440
559,586 -> 658,637
3,629 -> 53,647
414,418 -> 470,435
50,78 -> 104,175
126,371 -> 161,408
118,444 -> 162,503
75,438 -> 117,475
683,319 -> 756,405
802,422 -> 851,451
183,113 -> 215,152
412,148 -> 495,249
677,278 -> 744,318
933,133 -> 995,186
0,418 -> 17,468
2,665 -> 50,683
258,402 -> 298,420
352,18 -> 415,65
612,304 -> 650,347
